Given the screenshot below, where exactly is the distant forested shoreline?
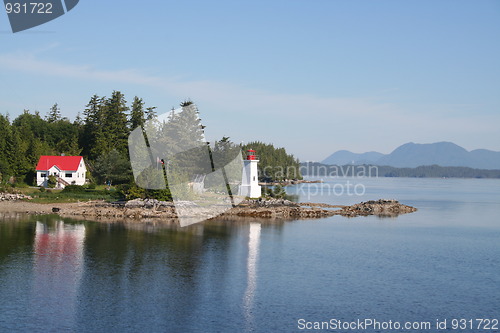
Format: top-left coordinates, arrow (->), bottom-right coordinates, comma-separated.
300,162 -> 500,179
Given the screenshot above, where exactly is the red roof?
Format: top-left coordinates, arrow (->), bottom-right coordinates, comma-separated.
36,156 -> 83,171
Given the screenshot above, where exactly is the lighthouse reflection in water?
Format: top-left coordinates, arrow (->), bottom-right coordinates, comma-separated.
244,222 -> 261,331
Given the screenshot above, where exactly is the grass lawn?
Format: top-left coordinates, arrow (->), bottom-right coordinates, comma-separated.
12,186 -> 122,203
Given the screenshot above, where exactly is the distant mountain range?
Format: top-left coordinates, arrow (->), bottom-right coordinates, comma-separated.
321,142 -> 500,169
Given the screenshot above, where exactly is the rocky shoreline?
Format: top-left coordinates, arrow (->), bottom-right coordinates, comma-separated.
0,192 -> 33,201
0,197 -> 417,222
227,199 -> 416,218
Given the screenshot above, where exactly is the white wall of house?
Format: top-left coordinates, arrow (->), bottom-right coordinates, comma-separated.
36,159 -> 87,188
36,172 -> 48,187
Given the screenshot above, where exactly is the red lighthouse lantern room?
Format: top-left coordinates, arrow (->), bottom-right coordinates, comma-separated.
246,150 -> 256,160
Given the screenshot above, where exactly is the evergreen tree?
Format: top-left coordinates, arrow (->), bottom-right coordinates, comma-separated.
211,136 -> 242,169
242,141 -> 302,181
5,126 -> 29,182
74,112 -> 83,126
145,106 -> 157,120
94,149 -> 132,185
11,112 -> 37,180
49,119 -> 81,156
82,95 -> 106,160
47,103 -> 61,123
130,96 -> 146,130
101,91 -> 129,154
160,102 -> 208,181
13,110 -> 49,143
0,114 -> 12,179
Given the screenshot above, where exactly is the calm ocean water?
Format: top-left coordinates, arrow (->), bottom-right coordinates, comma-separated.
1,177 -> 499,332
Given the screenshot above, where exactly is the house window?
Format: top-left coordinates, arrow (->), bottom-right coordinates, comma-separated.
41,173 -> 46,177
65,173 -> 73,178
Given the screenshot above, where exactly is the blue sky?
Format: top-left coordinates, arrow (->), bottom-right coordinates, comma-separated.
1,0 -> 499,161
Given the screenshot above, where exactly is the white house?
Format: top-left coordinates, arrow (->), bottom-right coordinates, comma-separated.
36,156 -> 87,188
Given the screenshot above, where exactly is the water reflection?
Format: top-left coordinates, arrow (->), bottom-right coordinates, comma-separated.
243,223 -> 261,331
0,215 -> 283,332
32,220 -> 85,330
1,200 -> 500,333
2,179 -> 500,332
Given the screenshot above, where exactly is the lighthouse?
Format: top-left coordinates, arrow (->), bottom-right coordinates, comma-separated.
239,149 -> 261,198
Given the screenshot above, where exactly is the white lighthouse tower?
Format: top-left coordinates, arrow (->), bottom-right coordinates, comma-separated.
239,149 -> 261,198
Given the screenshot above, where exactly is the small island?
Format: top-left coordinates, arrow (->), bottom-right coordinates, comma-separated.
0,194 -> 417,223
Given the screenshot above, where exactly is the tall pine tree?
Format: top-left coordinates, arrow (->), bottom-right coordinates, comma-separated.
130,96 -> 145,130
0,114 -> 11,179
47,103 -> 61,123
102,90 -> 129,154
82,95 -> 106,160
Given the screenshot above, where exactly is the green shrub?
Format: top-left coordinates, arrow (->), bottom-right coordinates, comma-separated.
262,184 -> 298,202
47,175 -> 57,188
0,185 -> 16,193
61,185 -> 86,193
145,189 -> 172,201
117,184 -> 145,200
